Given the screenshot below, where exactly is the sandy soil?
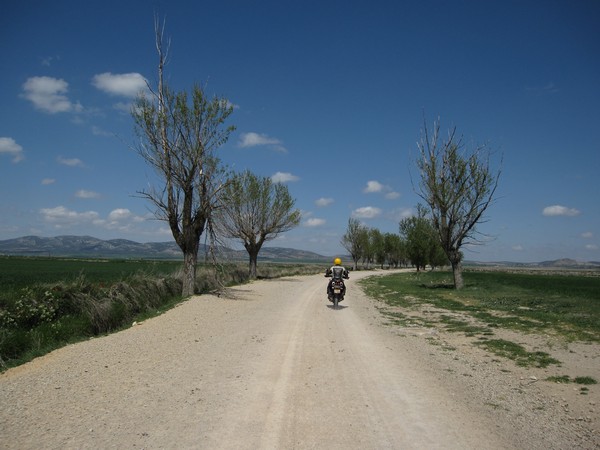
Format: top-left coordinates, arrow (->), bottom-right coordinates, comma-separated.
1,270 -> 598,449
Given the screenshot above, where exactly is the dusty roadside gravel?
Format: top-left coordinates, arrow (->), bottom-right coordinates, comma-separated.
1,270 -> 597,449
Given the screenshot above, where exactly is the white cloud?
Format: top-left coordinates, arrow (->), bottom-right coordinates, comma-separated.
585,244 -> 598,250
108,208 -> 133,221
305,218 -> 326,227
364,180 -> 384,193
352,206 -> 382,219
581,231 -> 593,239
21,76 -> 83,114
271,172 -> 299,183
41,178 -> 56,185
40,206 -> 100,227
363,180 -> 400,200
315,197 -> 334,207
92,72 -> 148,98
39,206 -> 147,232
0,137 -> 24,163
58,156 -> 85,167
542,205 -> 581,217
107,209 -> 145,227
238,132 -> 287,152
75,189 -> 101,199
512,245 -> 524,251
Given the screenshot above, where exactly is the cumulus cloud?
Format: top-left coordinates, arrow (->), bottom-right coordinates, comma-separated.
305,218 -> 326,227
512,245 -> 524,251
585,244 -> 598,250
106,208 -> 144,229
581,231 -> 593,239
238,132 -> 287,153
0,137 -> 24,163
41,178 -> 56,185
21,76 -> 83,114
75,189 -> 101,199
352,206 -> 382,219
58,156 -> 85,167
92,72 -> 148,97
363,180 -> 400,199
364,180 -> 384,193
542,205 -> 581,217
40,206 -> 100,227
108,208 -> 134,221
271,172 -> 299,183
315,197 -> 334,207
39,206 -> 146,231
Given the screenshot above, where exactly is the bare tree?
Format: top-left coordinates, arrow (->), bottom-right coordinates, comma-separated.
217,170 -> 301,279
132,19 -> 235,297
341,218 -> 368,270
415,119 -> 501,289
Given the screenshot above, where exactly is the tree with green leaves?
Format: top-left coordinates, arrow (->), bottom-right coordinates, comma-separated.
399,205 -> 434,271
217,170 -> 301,279
369,228 -> 386,269
383,232 -> 405,268
131,19 -> 235,297
341,217 -> 367,270
415,118 -> 500,288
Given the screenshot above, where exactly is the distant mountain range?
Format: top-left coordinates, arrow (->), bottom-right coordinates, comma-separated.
1,236 -> 598,268
465,258 -> 600,269
0,235 -> 331,263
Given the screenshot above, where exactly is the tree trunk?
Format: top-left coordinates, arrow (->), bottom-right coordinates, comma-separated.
249,250 -> 258,280
451,258 -> 464,289
182,248 -> 198,297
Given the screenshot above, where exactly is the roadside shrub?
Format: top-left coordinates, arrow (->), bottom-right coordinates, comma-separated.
0,271 -> 184,369
4,287 -> 59,328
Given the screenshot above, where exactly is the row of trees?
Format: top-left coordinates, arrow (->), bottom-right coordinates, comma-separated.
341,208 -> 449,273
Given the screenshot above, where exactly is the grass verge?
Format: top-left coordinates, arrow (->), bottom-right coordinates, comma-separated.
360,269 -> 600,371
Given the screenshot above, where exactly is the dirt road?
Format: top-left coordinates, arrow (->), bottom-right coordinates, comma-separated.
0,271 -> 595,449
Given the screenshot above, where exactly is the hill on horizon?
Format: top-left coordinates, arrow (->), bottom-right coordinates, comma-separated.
0,235 -> 333,263
1,235 -> 598,269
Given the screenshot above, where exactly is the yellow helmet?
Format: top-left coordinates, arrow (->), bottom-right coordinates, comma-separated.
334,257 -> 342,265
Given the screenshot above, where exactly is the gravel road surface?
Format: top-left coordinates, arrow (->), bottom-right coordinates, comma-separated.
1,270 -> 597,449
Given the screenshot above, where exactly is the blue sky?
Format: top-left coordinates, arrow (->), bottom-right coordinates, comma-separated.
1,0 -> 599,262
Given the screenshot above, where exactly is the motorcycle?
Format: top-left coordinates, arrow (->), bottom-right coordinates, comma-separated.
325,266 -> 349,308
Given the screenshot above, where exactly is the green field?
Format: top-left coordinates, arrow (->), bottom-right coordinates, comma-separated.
360,269 -> 600,343
0,256 -> 182,294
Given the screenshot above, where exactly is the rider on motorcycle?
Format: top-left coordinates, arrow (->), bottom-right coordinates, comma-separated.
326,257 -> 349,300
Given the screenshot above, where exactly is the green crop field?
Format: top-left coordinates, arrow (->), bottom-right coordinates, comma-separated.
0,256 -> 182,292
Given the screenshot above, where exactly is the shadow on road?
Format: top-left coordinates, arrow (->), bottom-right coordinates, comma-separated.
326,304 -> 348,310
